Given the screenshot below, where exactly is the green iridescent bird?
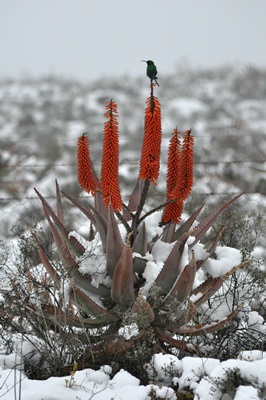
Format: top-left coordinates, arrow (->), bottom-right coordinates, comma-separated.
142,59 -> 159,86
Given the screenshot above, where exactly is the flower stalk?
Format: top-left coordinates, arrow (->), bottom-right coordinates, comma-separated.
101,100 -> 122,211
77,133 -> 99,195
171,129 -> 194,202
162,129 -> 183,223
139,93 -> 162,184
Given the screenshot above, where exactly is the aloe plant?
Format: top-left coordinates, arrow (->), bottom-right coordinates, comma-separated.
26,89 -> 248,359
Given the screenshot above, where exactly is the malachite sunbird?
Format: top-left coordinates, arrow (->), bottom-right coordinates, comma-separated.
142,60 -> 159,87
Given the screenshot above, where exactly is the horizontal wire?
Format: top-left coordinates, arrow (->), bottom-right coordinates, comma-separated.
1,159 -> 266,169
0,192 -> 262,202
0,132 -> 265,145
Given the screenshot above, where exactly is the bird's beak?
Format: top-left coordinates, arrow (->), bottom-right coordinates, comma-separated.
141,60 -> 147,62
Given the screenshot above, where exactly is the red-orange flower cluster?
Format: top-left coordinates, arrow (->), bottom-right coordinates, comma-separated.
101,100 -> 122,211
77,133 -> 99,195
139,95 -> 162,184
171,129 -> 194,201
162,129 -> 183,223
162,129 -> 194,223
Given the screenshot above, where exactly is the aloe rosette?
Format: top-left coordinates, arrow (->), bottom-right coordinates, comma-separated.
29,93 -> 247,357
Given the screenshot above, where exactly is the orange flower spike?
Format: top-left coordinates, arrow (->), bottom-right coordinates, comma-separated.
162,198 -> 183,224
77,133 -> 99,195
166,129 -> 181,199
139,95 -> 162,184
101,100 -> 122,211
162,129 -> 183,223
172,129 -> 194,201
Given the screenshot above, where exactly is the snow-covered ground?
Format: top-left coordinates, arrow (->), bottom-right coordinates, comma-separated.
1,351 -> 266,399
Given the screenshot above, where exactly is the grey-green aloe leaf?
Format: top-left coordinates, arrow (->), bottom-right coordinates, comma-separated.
106,202 -> 124,278
111,236 -> 136,307
35,188 -> 86,257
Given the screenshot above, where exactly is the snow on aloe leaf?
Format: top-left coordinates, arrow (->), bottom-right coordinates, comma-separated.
202,246 -> 242,278
69,231 -> 110,288
141,238 -> 176,295
142,210 -> 164,242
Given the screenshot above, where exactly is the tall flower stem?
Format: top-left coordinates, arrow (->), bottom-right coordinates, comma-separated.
134,89 -> 162,230
139,92 -> 162,184
171,129 -> 194,202
77,133 -> 99,195
162,129 -> 183,224
101,100 -> 122,211
132,178 -> 150,231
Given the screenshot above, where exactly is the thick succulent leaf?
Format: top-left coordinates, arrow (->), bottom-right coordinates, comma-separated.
62,189 -> 108,252
42,304 -> 111,329
104,329 -> 145,354
132,293 -> 155,323
71,286 -> 119,322
192,260 -> 249,308
148,204 -> 204,253
191,276 -> 221,308
173,304 -> 243,336
154,326 -> 199,354
43,200 -> 86,257
88,158 -> 107,219
174,203 -> 205,242
35,188 -> 86,257
34,201 -> 111,299
45,206 -> 110,297
128,178 -> 144,213
61,190 -> 96,226
55,180 -> 76,259
106,202 -> 124,278
132,222 -> 147,255
132,222 -> 148,275
42,203 -> 75,266
168,299 -> 198,330
133,257 -> 147,276
146,223 -> 175,252
55,179 -> 65,225
153,299 -> 197,330
84,200 -> 108,252
72,275 -> 111,300
204,225 -> 226,253
94,189 -> 108,221
161,251 -> 197,308
28,225 -> 61,289
161,222 -> 176,243
122,204 -> 132,222
154,232 -> 190,296
196,225 -> 226,270
189,193 -> 244,248
111,241 -> 136,307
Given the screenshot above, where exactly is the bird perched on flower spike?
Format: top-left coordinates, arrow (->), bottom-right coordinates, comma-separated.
142,60 -> 159,86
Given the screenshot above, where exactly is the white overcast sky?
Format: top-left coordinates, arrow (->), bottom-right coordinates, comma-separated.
1,0 -> 266,82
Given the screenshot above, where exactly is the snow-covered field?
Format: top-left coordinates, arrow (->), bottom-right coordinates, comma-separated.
1,351 -> 266,399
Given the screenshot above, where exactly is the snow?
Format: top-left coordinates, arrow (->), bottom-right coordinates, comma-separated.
195,357 -> 266,400
234,386 -> 259,400
118,323 -> 139,340
70,231 -> 109,289
202,246 -> 242,278
0,366 -> 150,400
143,211 -> 164,242
1,354 -> 266,399
169,98 -> 207,117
